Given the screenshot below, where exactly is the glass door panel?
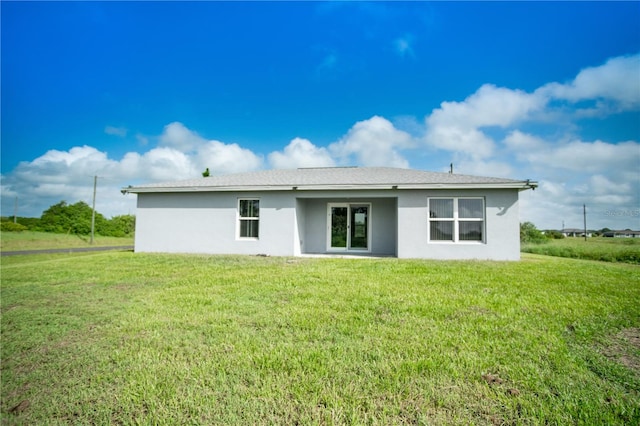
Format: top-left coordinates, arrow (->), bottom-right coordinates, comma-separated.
328,203 -> 370,252
330,206 -> 348,249
349,205 -> 368,250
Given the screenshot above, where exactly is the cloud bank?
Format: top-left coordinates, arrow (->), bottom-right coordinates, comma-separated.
2,53 -> 638,230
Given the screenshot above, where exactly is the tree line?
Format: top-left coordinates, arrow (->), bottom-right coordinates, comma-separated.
1,201 -> 135,237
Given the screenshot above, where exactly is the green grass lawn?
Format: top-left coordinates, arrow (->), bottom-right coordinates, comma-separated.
0,231 -> 133,251
522,237 -> 640,264
1,253 -> 638,425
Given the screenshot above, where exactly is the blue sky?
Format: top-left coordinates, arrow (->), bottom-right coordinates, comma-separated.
2,1 -> 639,230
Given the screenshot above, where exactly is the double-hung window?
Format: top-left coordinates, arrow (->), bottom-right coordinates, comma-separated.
238,199 -> 259,239
429,198 -> 484,242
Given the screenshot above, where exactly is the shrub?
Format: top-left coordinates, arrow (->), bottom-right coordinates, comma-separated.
1,222 -> 28,232
544,230 -> 565,239
520,222 -> 547,243
104,214 -> 136,237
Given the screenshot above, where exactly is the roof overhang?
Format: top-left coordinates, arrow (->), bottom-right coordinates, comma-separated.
122,181 -> 538,194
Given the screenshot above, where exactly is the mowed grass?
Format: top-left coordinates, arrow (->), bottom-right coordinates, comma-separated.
522,237 -> 640,264
1,253 -> 639,425
0,231 -> 133,251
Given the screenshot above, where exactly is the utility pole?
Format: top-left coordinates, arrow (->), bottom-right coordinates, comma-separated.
90,175 -> 97,245
583,204 -> 587,242
13,197 -> 18,223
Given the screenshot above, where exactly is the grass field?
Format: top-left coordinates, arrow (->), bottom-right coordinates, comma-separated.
522,237 -> 640,264
0,231 -> 133,252
1,252 -> 638,425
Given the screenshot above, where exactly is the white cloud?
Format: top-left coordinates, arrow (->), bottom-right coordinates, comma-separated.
159,121 -> 206,152
520,179 -> 599,230
1,122 -> 264,218
520,175 -> 638,231
0,181 -> 17,198
424,84 -> 545,160
17,146 -> 117,184
120,147 -> 195,182
136,134 -> 149,146
2,146 -> 129,218
330,116 -> 413,167
502,131 -> 551,167
431,84 -> 544,129
394,34 -> 414,58
581,175 -> 634,205
157,122 -> 263,175
426,125 -> 495,161
503,129 -> 639,229
503,130 -> 547,152
505,131 -> 640,176
268,138 -> 335,169
539,53 -> 640,110
421,52 -> 639,230
550,140 -> 639,173
31,183 -> 86,198
196,140 -> 263,175
424,53 -> 640,165
519,182 -> 570,230
453,160 -> 514,178
104,126 -> 127,137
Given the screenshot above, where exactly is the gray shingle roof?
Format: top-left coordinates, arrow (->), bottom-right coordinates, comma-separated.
123,167 -> 537,193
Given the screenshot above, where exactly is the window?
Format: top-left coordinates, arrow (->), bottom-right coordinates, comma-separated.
238,199 -> 259,239
429,198 -> 484,242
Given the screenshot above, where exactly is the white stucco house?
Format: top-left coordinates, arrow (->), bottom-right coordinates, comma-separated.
122,167 -> 537,260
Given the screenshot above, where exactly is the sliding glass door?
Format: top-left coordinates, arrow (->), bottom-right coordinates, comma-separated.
328,203 -> 370,251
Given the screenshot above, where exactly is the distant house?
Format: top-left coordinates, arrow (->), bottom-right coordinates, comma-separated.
603,229 -> 640,238
562,228 -> 592,238
122,167 -> 537,260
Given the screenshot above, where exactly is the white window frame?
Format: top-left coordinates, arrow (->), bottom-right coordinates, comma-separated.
428,197 -> 485,243
237,198 -> 260,240
326,202 -> 372,253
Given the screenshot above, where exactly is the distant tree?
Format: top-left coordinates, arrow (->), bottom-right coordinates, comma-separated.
39,201 -> 71,233
36,201 -> 134,237
592,228 -> 611,237
107,214 -> 136,237
40,201 -> 107,235
202,168 -> 210,177
520,222 -> 547,243
16,217 -> 41,230
544,230 -> 565,239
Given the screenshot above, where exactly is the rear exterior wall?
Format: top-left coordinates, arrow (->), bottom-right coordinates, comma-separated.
134,191 -> 297,256
133,188 -> 521,260
396,189 -> 520,260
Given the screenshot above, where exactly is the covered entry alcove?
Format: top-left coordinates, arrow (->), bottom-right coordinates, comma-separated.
295,196 -> 398,256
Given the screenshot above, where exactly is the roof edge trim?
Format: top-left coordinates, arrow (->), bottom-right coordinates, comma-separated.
122,181 -> 538,194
